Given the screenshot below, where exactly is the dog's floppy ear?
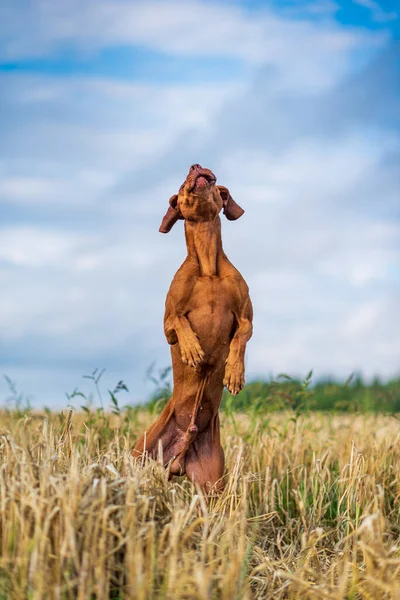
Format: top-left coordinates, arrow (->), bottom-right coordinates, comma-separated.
217,185 -> 244,221
159,194 -> 184,233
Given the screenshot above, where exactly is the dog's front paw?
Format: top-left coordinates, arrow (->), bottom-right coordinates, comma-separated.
223,361 -> 245,396
179,331 -> 205,369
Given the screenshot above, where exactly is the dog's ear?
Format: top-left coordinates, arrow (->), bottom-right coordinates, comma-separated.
217,185 -> 244,221
159,194 -> 184,233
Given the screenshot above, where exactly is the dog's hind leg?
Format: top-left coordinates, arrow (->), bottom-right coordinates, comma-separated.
133,406 -> 195,472
185,413 -> 225,493
168,373 -> 208,475
132,374 -> 207,472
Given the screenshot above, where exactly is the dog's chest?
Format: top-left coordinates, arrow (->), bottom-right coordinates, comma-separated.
190,276 -> 232,314
187,276 -> 235,358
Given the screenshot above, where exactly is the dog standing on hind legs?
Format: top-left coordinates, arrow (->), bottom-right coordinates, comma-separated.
133,164 -> 253,492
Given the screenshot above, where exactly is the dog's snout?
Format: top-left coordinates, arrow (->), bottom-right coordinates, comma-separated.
190,164 -> 201,171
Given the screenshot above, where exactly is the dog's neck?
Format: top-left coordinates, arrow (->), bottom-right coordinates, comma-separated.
184,217 -> 224,277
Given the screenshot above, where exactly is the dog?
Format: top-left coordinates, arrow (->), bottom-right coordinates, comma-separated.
133,164 -> 253,491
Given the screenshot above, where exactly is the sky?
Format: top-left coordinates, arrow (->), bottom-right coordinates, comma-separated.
0,0 -> 399,408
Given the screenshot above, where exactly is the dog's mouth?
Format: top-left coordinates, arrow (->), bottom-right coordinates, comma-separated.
189,170 -> 217,192
194,174 -> 215,190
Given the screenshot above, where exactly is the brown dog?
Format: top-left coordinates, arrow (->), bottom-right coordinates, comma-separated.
133,164 -> 253,491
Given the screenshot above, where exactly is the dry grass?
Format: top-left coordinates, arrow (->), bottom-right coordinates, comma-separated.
0,409 -> 399,599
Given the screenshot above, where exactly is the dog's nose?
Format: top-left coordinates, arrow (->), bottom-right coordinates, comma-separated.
190,164 -> 201,171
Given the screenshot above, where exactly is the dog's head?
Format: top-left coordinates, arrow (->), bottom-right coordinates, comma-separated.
159,164 -> 244,233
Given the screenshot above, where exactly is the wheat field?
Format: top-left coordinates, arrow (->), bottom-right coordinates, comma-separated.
0,408 -> 399,599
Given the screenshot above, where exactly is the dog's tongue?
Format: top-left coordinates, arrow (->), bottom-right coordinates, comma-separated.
195,175 -> 208,188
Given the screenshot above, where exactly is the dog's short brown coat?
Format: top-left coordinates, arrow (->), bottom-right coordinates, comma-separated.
133,164 -> 253,491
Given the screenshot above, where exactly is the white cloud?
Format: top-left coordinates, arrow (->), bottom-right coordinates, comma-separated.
0,227 -> 83,267
0,171 -> 116,206
353,0 -> 397,23
0,177 -> 62,204
0,0 -> 383,90
0,74 -> 240,178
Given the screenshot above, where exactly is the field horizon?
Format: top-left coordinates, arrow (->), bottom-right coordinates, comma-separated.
3,369 -> 400,415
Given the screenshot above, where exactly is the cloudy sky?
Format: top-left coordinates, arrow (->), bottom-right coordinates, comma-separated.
0,0 -> 399,408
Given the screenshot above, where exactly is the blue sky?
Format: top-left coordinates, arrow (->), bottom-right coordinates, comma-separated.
0,0 -> 399,408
